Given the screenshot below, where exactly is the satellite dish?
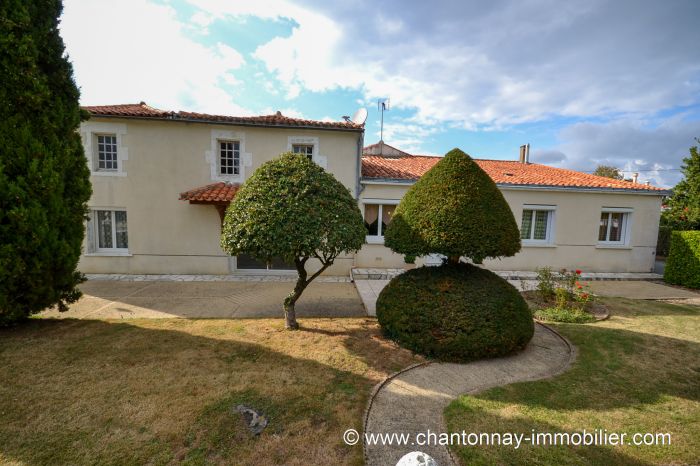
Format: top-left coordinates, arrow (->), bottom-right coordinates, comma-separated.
351,107 -> 368,125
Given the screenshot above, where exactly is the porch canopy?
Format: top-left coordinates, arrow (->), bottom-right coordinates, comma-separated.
179,182 -> 239,222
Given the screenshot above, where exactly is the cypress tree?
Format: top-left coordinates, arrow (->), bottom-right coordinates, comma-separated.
0,0 -> 92,325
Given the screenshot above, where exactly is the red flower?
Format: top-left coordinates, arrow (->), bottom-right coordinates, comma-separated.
582,293 -> 589,299
575,269 -> 582,275
577,285 -> 583,289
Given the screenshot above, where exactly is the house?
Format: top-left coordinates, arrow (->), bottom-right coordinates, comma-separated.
78,103 -> 667,276
358,142 -> 667,272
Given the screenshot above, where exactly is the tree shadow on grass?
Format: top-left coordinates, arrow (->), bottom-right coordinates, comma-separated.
0,317 -> 418,466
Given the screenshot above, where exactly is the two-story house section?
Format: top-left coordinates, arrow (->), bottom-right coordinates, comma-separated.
79,102 -> 364,276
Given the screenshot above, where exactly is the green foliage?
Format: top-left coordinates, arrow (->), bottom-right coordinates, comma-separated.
656,225 -> 672,257
535,267 -> 557,299
376,264 -> 534,362
0,0 -> 92,325
221,152 -> 365,265
593,165 -> 624,180
403,254 -> 416,264
533,307 -> 596,323
664,231 -> 700,289
663,139 -> 700,230
384,148 -> 521,264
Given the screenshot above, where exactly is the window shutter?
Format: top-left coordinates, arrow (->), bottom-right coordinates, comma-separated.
86,211 -> 96,253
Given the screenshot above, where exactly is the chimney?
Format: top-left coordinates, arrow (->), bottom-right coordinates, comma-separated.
632,172 -> 639,183
519,144 -> 530,164
644,180 -> 650,186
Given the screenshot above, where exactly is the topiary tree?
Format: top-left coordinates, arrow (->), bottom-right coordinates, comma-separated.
384,148 -> 521,264
0,0 -> 92,325
376,264 -> 534,361
378,148 -> 532,361
221,152 -> 366,329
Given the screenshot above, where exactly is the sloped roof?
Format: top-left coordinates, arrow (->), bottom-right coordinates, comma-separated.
179,182 -> 240,203
83,102 -> 363,131
362,152 -> 666,192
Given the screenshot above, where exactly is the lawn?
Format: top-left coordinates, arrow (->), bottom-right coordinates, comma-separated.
0,317 -> 422,465
444,297 -> 700,465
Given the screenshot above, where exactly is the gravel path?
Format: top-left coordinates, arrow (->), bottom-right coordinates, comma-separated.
364,323 -> 575,465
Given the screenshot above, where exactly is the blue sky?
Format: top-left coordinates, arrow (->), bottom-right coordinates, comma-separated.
60,0 -> 700,187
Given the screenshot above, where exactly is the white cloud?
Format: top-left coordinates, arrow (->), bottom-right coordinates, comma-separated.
537,117 -> 700,187
61,0 -> 249,115
188,0 -> 700,128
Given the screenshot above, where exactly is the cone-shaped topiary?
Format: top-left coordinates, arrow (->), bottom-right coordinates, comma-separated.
384,148 -> 520,264
376,263 -> 534,362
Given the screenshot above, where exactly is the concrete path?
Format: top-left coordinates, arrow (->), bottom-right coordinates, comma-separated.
584,280 -> 700,299
40,280 -> 365,319
364,324 -> 574,466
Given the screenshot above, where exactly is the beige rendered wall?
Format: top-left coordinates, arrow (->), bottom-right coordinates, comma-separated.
79,117 -> 361,275
358,183 -> 662,273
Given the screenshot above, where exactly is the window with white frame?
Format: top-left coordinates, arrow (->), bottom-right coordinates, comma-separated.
219,140 -> 240,175
292,144 -> 313,160
520,206 -> 555,243
364,203 -> 397,242
598,209 -> 630,244
90,209 -> 128,252
96,134 -> 118,171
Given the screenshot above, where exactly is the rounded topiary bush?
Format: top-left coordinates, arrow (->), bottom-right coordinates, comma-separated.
376,263 -> 534,362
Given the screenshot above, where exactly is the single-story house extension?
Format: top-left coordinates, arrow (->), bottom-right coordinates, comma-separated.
77,103 -> 667,276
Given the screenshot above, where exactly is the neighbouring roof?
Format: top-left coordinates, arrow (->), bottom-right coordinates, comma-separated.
83,102 -> 363,131
179,182 -> 240,203
361,147 -> 667,193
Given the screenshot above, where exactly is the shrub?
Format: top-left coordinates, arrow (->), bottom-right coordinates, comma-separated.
384,148 -> 520,264
535,267 -> 557,300
376,263 -> 534,362
533,307 -> 596,324
221,152 -> 365,329
656,225 -> 672,257
664,231 -> 700,289
0,0 -> 92,325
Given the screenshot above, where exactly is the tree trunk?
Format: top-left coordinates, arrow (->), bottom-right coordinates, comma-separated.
283,258 -> 309,330
283,274 -> 306,330
448,255 -> 461,265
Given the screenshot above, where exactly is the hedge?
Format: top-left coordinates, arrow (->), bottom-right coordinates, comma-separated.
664,231 -> 700,289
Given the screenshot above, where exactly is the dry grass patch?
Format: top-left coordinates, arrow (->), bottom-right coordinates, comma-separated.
0,318 -> 422,465
445,298 -> 700,465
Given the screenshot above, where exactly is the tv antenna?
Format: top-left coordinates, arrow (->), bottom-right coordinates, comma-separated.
378,98 -> 390,141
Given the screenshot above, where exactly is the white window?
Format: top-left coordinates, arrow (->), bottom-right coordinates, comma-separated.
598,209 -> 631,244
292,144 -> 314,160
96,134 -> 118,171
219,140 -> 240,175
520,206 -> 555,244
364,202 -> 398,243
88,209 -> 128,253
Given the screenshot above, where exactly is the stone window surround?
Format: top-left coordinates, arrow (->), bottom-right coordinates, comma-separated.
206,129 -> 252,182
81,122 -> 128,177
287,136 -> 327,168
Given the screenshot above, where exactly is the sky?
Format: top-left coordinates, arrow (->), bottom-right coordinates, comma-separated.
60,0 -> 700,187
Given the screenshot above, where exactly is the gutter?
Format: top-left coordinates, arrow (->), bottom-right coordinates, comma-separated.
360,178 -> 670,196
86,114 -> 364,133
356,131 -> 365,198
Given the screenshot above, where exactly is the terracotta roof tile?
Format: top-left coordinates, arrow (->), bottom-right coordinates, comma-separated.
83,102 -> 362,130
362,154 -> 666,192
179,182 -> 240,203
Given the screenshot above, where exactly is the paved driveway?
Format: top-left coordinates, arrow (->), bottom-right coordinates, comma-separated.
41,280 -> 366,319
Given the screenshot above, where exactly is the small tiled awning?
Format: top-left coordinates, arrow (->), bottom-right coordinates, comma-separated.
179,182 -> 240,222
179,182 -> 239,204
